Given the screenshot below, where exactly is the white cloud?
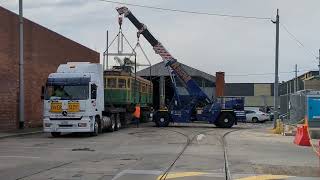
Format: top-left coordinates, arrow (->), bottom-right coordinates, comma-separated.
1,0 -> 320,82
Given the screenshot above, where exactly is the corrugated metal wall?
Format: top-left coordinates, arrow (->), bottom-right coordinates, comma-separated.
225,83 -> 254,96
304,79 -> 320,90
254,84 -> 271,96
225,83 -> 273,107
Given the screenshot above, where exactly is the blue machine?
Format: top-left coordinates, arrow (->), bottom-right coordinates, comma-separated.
117,7 -> 245,128
306,95 -> 320,128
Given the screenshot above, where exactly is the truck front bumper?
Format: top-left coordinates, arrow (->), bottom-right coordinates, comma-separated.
43,118 -> 94,133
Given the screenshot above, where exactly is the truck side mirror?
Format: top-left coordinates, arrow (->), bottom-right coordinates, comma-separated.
41,86 -> 45,100
91,84 -> 97,99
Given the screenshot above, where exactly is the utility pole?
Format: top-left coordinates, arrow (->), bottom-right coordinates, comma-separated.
272,9 -> 280,127
134,54 -> 137,104
295,64 -> 298,92
106,30 -> 109,70
318,49 -> 320,77
19,0 -> 24,129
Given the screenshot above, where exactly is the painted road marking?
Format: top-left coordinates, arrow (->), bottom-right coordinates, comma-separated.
111,170 -> 224,180
196,134 -> 205,141
111,170 -> 162,180
157,172 -> 209,180
236,174 -> 291,180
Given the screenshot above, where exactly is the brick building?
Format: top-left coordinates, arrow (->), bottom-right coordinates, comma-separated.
0,6 -> 99,130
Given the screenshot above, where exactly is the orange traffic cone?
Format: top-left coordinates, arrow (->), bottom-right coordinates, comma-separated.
294,125 -> 311,146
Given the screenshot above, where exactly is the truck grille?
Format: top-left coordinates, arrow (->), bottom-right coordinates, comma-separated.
50,117 -> 82,120
59,125 -> 73,127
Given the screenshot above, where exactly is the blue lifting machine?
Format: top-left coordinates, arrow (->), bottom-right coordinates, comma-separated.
116,6 -> 245,128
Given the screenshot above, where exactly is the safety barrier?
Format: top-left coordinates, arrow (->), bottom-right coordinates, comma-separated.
274,118 -> 320,157
305,119 -> 320,157
272,119 -> 283,134
293,125 -> 311,146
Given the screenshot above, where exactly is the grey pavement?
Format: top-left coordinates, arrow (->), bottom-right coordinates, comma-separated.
0,127 -> 42,139
227,123 -> 320,180
0,122 -> 318,180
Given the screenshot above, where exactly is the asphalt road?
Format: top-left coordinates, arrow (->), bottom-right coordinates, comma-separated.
0,122 -> 318,180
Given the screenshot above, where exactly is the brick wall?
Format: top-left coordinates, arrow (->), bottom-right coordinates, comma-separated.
0,6 -> 99,130
215,72 -> 225,97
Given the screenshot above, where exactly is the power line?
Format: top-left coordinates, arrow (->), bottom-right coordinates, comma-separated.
98,0 -> 271,20
280,23 -> 317,58
99,1 -> 318,78
225,67 -> 320,77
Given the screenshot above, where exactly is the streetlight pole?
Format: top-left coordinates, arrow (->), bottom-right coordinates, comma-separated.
19,0 -> 24,129
295,64 -> 298,92
272,9 -> 280,128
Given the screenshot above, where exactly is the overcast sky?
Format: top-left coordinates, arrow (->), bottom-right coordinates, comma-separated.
1,0 -> 320,83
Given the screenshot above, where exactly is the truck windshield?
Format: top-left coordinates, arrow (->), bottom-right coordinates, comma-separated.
45,85 -> 89,100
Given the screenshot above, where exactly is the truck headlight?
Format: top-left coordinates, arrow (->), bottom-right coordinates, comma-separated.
44,123 -> 52,127
78,123 -> 87,127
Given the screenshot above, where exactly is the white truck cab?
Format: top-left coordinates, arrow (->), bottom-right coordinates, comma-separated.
43,62 -> 115,137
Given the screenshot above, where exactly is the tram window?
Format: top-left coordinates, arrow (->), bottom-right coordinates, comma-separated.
142,84 -> 147,92
127,79 -> 131,88
146,84 -> 150,93
107,78 -> 117,88
118,78 -> 127,88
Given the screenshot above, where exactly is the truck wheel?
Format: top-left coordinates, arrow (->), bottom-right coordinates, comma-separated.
215,113 -> 235,128
108,115 -> 115,132
154,111 -> 170,127
97,116 -> 102,133
51,132 -> 61,137
91,120 -> 99,136
115,114 -> 121,131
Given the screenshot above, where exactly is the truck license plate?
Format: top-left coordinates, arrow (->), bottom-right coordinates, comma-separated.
61,121 -> 69,125
68,102 -> 80,112
50,102 -> 62,113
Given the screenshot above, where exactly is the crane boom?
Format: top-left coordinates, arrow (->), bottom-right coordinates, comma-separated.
116,6 -> 209,100
116,6 -> 245,128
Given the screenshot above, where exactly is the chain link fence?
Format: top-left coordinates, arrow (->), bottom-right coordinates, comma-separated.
280,90 -> 320,125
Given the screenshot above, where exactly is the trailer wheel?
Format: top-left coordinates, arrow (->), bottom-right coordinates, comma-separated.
108,115 -> 115,132
120,113 -> 128,128
216,113 -> 235,128
115,114 -> 121,131
154,111 -> 170,127
51,132 -> 61,137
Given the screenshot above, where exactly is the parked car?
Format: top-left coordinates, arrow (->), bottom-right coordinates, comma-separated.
245,108 -> 269,123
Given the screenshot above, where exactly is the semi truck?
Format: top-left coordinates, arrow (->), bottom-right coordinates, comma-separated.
42,62 -> 152,137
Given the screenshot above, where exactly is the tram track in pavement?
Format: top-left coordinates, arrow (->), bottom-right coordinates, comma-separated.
157,125 -> 244,180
